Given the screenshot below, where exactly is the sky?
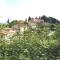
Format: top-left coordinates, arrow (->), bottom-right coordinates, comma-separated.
0,0 -> 60,23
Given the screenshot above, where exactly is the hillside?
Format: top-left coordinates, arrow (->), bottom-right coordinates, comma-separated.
28,15 -> 60,24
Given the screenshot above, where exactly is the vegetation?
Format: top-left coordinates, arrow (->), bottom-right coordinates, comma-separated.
28,15 -> 60,24
0,16 -> 60,60
0,23 -> 7,29
8,20 -> 17,27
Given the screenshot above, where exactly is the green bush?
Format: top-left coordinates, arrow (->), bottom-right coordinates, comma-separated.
0,24 -> 60,60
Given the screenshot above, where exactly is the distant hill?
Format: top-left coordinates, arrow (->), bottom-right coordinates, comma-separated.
41,15 -> 60,24
28,15 -> 60,24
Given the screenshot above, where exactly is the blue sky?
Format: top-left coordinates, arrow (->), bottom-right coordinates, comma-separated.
0,0 -> 60,23
4,0 -> 28,6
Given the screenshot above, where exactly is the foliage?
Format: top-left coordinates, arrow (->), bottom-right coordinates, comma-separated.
41,15 -> 60,24
28,16 -> 32,22
49,24 -> 56,31
9,20 -> 17,27
55,24 -> 60,41
0,23 -> 7,29
0,24 -> 60,60
7,19 -> 10,24
41,15 -> 48,22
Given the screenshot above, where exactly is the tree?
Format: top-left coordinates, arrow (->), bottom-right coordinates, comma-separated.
28,16 -> 31,22
7,19 -> 10,24
55,24 -> 60,41
41,15 -> 48,22
9,20 -> 17,27
48,17 -> 57,24
49,24 -> 55,31
0,23 -> 7,29
41,15 -> 60,24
